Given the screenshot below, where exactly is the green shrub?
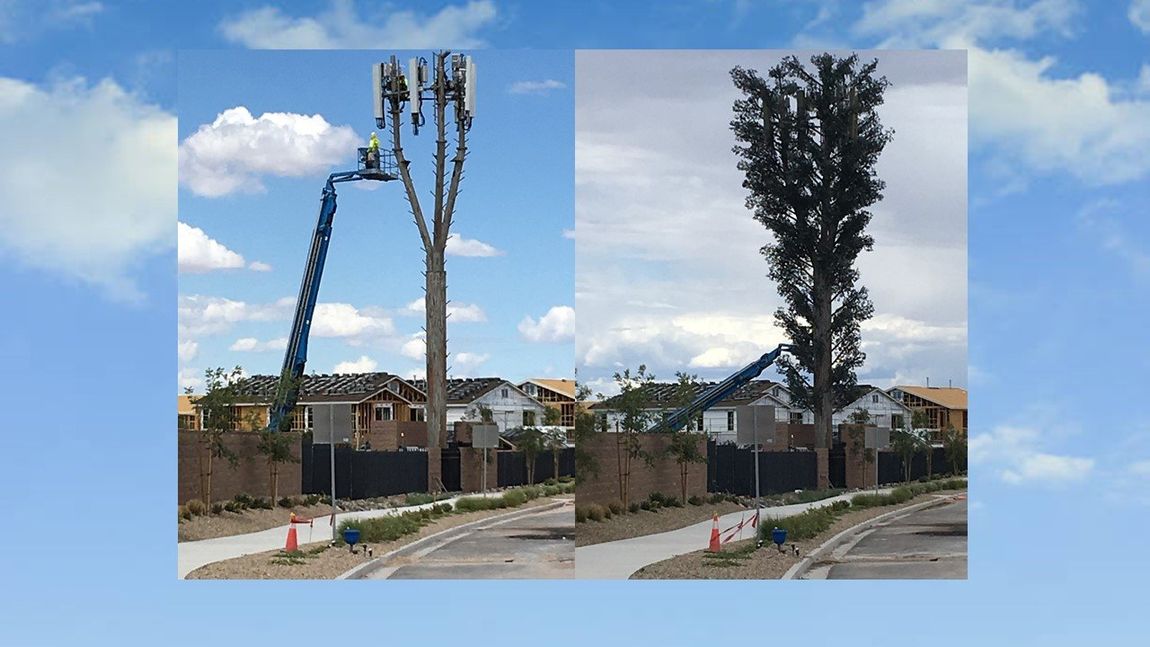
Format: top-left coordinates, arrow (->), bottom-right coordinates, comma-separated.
178,505 -> 191,521
454,496 -> 494,513
542,484 -> 562,496
232,493 -> 253,508
587,504 -> 606,522
629,502 -> 641,514
543,478 -> 558,486
502,490 -> 529,507
304,494 -> 323,506
607,501 -> 623,515
521,486 -> 542,501
185,499 -> 206,516
665,497 -> 683,508
575,506 -> 588,523
829,500 -> 851,512
648,492 -> 667,506
337,513 -> 423,544
687,495 -> 703,506
639,500 -> 653,512
708,493 -> 727,505
223,501 -> 241,513
405,492 -> 436,506
278,497 -> 294,508
761,506 -> 840,542
210,502 -> 225,515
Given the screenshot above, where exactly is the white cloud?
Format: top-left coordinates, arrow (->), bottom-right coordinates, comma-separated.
179,368 -> 203,392
971,424 -> 1095,485
178,106 -> 358,197
446,235 -> 504,257
689,347 -> 743,369
248,261 -> 273,272
451,351 -> 490,375
311,302 -> 394,339
178,340 -> 199,363
178,294 -> 293,338
1131,0 -> 1150,33
1,1 -> 105,43
0,76 -> 174,299
519,305 -> 575,343
854,0 -> 1078,46
178,222 -> 246,273
333,355 -> 378,374
509,79 -> 567,95
229,337 -> 287,352
562,228 -> 575,240
219,0 -> 497,49
403,297 -> 487,322
401,332 -> 426,360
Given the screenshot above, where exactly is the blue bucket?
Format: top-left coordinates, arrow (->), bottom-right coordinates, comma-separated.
343,528 -> 361,547
771,527 -> 787,547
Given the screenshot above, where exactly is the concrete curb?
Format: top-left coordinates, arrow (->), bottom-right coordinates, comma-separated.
781,494 -> 959,580
338,498 -> 571,580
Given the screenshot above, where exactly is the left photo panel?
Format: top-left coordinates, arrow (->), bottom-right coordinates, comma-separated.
177,50 -> 576,580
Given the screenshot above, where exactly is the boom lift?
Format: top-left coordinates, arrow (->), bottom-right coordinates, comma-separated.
649,343 -> 793,433
266,149 -> 398,432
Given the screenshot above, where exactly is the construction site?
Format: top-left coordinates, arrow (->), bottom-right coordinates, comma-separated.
177,51 -> 575,579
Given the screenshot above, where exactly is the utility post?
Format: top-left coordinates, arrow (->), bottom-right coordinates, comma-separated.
375,52 -> 476,489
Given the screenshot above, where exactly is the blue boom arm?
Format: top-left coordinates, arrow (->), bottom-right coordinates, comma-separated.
650,343 -> 793,433
267,168 -> 386,432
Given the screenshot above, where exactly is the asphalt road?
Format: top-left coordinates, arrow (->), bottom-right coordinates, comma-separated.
367,503 -> 575,579
807,497 -> 967,579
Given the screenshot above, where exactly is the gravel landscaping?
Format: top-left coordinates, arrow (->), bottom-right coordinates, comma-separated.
630,490 -> 964,579
187,495 -> 573,580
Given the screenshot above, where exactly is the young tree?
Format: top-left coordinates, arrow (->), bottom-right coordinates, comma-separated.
573,378 -> 601,484
912,409 -> 933,478
382,52 -> 474,484
541,405 -> 566,481
731,54 -> 893,487
191,367 -> 244,505
890,425 -> 919,484
610,365 -> 658,508
517,427 -> 544,485
660,372 -> 708,503
256,430 -> 299,503
941,423 -> 966,475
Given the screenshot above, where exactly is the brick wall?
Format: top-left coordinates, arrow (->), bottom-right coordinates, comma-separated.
362,421 -> 428,450
178,430 -> 302,505
576,433 -> 707,507
842,426 -> 878,489
460,447 -> 497,492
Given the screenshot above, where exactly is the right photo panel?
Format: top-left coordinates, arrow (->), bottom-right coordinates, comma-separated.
574,50 -> 968,580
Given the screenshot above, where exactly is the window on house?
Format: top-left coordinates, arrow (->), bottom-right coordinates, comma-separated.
598,413 -> 608,430
410,406 -> 425,422
727,411 -> 735,432
872,394 -> 879,403
374,404 -> 392,421
696,412 -> 704,432
523,410 -> 536,427
892,414 -> 904,430
773,387 -> 780,397
790,411 -> 803,424
501,388 -> 509,398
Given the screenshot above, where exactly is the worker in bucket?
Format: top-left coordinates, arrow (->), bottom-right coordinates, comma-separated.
366,131 -> 380,169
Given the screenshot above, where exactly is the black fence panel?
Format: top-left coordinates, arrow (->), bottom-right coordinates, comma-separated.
707,441 -> 818,496
303,445 -> 427,499
828,447 -> 846,489
497,448 -> 575,488
878,447 -> 966,485
440,447 -> 461,492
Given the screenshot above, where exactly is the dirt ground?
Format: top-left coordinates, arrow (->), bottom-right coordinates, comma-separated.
576,502 -> 748,547
631,491 -> 964,580
186,495 -> 573,580
178,503 -> 337,542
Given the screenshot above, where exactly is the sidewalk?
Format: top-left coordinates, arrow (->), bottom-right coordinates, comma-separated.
574,489 -> 893,579
177,495 -> 468,579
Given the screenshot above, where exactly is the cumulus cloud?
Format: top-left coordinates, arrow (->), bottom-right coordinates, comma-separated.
451,351 -> 490,376
311,302 -> 395,339
403,297 -> 487,322
519,306 -> 575,343
509,79 -> 567,95
401,332 -> 426,360
0,1 -> 105,43
229,337 -> 287,352
178,340 -> 199,363
219,0 -> 497,49
333,355 -> 378,374
178,294 -> 293,338
179,368 -> 203,392
971,424 -> 1095,485
1131,0 -> 1150,33
446,235 -> 504,257
179,106 -> 358,197
178,222 -> 271,273
0,76 -> 174,299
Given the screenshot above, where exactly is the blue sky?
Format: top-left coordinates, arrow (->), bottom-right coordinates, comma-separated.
1,1 -> 1149,645
177,49 -> 573,389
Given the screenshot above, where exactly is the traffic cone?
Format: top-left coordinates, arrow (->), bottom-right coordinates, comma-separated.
285,524 -> 299,553
707,513 -> 721,553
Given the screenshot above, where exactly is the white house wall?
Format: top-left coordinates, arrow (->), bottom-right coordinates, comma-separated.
833,391 -> 909,429
467,384 -> 548,435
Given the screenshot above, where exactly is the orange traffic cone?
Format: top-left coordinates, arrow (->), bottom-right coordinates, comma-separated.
707,513 -> 721,553
285,524 -> 299,553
